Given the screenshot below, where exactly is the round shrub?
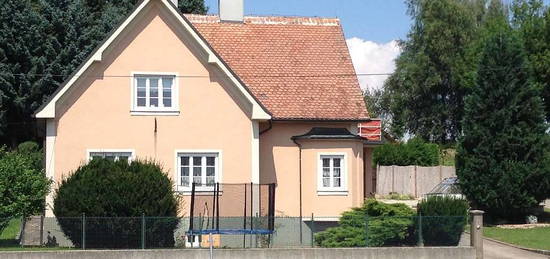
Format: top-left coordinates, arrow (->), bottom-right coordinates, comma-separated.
417,196 -> 469,246
53,158 -> 180,248
315,199 -> 415,247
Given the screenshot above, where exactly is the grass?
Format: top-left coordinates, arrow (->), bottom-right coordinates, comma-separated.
484,226 -> 550,251
439,148 -> 456,166
0,218 -> 22,248
0,218 -> 21,240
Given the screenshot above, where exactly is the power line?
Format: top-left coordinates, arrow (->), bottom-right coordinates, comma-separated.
5,72 -> 394,79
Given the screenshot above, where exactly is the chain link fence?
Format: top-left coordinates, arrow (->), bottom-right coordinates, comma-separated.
0,215 -> 470,249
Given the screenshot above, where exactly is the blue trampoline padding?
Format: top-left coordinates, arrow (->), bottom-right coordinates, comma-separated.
187,229 -> 274,235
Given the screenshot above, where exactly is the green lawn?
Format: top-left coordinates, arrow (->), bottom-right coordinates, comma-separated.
1,218 -> 21,239
484,226 -> 550,251
0,218 -> 22,248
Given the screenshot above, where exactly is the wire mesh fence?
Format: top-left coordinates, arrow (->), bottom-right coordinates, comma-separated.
0,215 -> 470,249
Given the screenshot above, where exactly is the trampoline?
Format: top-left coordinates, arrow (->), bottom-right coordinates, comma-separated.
187,182 -> 276,237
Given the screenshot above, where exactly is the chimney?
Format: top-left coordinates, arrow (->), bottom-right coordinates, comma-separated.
219,0 -> 244,22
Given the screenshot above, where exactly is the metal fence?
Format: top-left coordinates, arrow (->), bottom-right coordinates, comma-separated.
0,215 -> 470,249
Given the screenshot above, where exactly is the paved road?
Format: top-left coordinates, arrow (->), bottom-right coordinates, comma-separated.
483,238 -> 548,259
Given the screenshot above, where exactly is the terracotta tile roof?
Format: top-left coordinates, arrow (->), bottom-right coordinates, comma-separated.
186,14 -> 369,120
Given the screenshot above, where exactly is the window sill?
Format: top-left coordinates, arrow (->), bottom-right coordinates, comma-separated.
317,191 -> 348,196
130,110 -> 180,116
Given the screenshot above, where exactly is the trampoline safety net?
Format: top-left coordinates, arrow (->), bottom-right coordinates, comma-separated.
188,183 -> 275,235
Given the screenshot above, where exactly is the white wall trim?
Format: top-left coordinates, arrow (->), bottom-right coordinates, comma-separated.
44,119 -> 56,217
174,149 -> 223,193
35,0 -> 271,120
251,121 -> 260,184
35,0 -> 151,119
317,152 -> 348,193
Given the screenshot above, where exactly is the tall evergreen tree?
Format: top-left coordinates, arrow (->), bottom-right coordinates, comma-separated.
0,0 -> 59,146
456,12 -> 550,219
383,0 -> 481,144
0,0 -> 207,146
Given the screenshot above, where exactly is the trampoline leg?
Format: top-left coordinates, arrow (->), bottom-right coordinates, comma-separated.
209,233 -> 213,259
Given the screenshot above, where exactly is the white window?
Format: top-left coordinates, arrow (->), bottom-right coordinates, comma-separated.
132,74 -> 178,113
88,150 -> 134,162
317,154 -> 347,194
177,152 -> 220,192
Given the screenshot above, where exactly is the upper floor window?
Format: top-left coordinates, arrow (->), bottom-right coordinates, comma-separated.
176,152 -> 220,192
132,74 -> 178,114
317,154 -> 347,194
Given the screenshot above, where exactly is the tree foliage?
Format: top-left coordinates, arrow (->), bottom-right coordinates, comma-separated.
373,137 -> 440,166
512,0 -> 550,120
315,199 -> 415,247
383,0 -> 482,144
53,158 -> 180,248
456,12 -> 550,219
0,0 -> 207,146
0,143 -> 50,231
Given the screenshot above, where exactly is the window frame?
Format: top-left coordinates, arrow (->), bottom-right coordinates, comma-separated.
317,152 -> 348,195
86,149 -> 135,162
175,150 -> 222,193
130,72 -> 179,115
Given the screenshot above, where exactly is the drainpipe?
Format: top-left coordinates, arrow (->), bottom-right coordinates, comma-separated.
291,137 -> 303,244
259,120 -> 273,135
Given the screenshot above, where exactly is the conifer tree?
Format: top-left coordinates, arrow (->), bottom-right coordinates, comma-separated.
0,0 -> 207,146
456,12 -> 550,219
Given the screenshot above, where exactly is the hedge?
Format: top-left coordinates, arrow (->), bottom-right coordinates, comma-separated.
373,137 -> 440,166
417,196 -> 469,246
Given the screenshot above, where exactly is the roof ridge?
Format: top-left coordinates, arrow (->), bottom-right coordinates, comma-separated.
184,13 -> 340,26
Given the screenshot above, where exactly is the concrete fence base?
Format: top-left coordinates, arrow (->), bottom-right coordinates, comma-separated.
0,247 -> 476,259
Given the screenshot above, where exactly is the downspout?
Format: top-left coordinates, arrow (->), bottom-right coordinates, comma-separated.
291,137 -> 303,244
259,120 -> 273,135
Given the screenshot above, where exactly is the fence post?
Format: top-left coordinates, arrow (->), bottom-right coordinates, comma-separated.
141,213 -> 145,249
365,215 -> 369,247
417,214 -> 424,247
470,210 -> 484,259
310,213 -> 315,248
81,213 -> 86,250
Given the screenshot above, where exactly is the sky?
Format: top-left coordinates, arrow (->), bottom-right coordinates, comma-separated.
204,0 -> 411,91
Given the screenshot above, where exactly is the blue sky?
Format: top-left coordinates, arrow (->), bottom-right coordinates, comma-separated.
204,0 -> 412,43
204,0 -> 411,90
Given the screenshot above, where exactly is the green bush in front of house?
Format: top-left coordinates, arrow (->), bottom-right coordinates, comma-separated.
315,199 -> 415,247
53,158 -> 180,249
373,137 -> 440,166
417,196 -> 469,246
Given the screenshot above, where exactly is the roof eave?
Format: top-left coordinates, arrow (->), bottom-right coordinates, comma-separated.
34,0 -> 271,121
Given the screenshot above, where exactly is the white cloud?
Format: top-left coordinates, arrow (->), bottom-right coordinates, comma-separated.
346,38 -> 401,91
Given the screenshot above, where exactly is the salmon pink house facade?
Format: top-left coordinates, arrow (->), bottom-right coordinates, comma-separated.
35,0 -> 382,219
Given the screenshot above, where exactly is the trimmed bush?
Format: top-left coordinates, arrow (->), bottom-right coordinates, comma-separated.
53,159 -> 180,248
373,137 -> 439,166
417,196 -> 469,246
315,199 -> 415,247
0,145 -> 50,233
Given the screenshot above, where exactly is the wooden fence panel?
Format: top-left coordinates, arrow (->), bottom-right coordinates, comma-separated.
376,166 -> 456,198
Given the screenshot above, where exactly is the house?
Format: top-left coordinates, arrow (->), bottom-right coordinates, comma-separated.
34,0 -> 382,220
